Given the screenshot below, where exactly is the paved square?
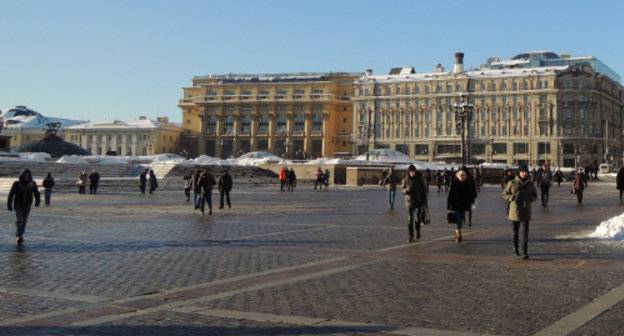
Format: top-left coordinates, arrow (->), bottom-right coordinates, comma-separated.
1,181 -> 624,335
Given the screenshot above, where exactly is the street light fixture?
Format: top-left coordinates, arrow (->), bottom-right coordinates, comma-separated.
453,93 -> 474,166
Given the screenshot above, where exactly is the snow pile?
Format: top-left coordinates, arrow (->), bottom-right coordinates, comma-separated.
57,155 -> 89,164
19,152 -> 51,161
592,213 -> 624,240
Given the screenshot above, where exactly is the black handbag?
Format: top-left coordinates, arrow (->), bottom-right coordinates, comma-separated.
446,211 -> 456,224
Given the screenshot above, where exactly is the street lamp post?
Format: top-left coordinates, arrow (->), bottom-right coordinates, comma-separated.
453,93 -> 475,166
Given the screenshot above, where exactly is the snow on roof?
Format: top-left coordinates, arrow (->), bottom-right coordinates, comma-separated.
64,118 -> 164,130
358,65 -> 569,84
0,106 -> 84,129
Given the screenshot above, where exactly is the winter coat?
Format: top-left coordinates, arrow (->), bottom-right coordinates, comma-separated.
279,169 -> 287,181
139,172 -> 147,186
554,170 -> 563,183
192,172 -> 202,193
43,176 -> 55,190
218,174 -> 233,192
401,172 -> 427,208
384,172 -> 401,191
198,172 -> 216,193
617,169 -> 624,190
447,173 -> 477,212
538,168 -> 553,186
77,173 -> 87,187
8,169 -> 41,209
89,172 -> 100,186
503,175 -> 538,222
149,172 -> 159,189
574,173 -> 588,192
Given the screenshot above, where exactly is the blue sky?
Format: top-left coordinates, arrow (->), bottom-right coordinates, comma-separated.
1,0 -> 622,123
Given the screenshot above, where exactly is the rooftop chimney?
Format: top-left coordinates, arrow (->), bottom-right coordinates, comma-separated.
454,52 -> 465,73
365,69 -> 373,76
435,63 -> 445,73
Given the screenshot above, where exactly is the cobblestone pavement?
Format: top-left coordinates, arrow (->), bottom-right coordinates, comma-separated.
1,180 -> 624,335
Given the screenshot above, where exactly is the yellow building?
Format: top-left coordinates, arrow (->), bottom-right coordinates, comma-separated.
63,117 -> 183,156
353,52 -> 623,167
178,72 -> 361,159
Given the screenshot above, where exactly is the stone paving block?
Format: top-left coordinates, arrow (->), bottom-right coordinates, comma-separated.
569,299 -> 624,336
198,259 -> 624,336
0,292 -> 82,322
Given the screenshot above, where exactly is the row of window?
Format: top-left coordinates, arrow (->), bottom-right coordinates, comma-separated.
360,79 -> 554,96
206,114 -> 324,134
394,142 -> 554,156
207,104 -> 326,112
208,89 -> 325,96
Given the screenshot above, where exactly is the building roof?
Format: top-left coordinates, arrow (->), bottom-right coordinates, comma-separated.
193,72 -> 362,84
64,118 -> 181,131
357,65 -> 569,84
12,133 -> 91,157
0,106 -> 85,130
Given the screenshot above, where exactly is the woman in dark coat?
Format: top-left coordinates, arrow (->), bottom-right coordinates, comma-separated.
42,172 -> 55,206
7,169 -> 40,245
148,170 -> 158,194
617,167 -> 624,201
554,168 -> 563,187
139,169 -> 148,194
573,168 -> 588,204
447,169 -> 477,243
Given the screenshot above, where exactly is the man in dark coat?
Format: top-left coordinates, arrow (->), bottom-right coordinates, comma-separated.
139,169 -> 148,194
401,165 -> 427,242
192,169 -> 202,209
42,172 -> 55,206
537,163 -> 553,206
617,167 -> 624,202
218,169 -> 233,209
89,170 -> 100,195
7,169 -> 40,245
503,164 -> 538,259
198,169 -> 216,215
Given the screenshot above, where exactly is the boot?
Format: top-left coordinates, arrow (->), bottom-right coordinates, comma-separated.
408,233 -> 414,243
455,230 -> 462,243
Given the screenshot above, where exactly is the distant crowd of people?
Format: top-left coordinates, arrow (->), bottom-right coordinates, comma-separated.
183,169 -> 233,216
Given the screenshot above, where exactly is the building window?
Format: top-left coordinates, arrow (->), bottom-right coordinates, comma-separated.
539,124 -> 547,136
492,143 -> 507,154
277,114 -> 287,132
579,124 -> 585,135
523,81 -> 529,90
492,83 -> 497,91
415,144 -> 428,155
502,82 -> 508,90
295,114 -> 305,132
565,124 -> 572,135
312,115 -> 323,132
313,105 -> 324,111
565,80 -> 571,88
565,109 -> 572,119
278,105 -> 288,111
396,128 -> 401,137
224,105 -> 235,112
513,82 -> 518,90
514,143 -> 528,154
580,109 -> 586,119
491,125 -> 497,135
223,116 -> 233,134
258,115 -> 269,132
241,115 -> 251,133
241,105 -> 252,111
538,142 -> 551,154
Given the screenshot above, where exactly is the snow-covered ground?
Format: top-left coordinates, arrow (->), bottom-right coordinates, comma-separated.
592,213 -> 624,240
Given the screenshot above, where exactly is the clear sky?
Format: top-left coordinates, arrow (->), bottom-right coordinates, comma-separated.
1,0 -> 622,123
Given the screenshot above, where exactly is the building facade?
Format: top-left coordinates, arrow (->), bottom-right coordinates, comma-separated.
0,106 -> 84,149
178,72 -> 360,159
63,117 -> 182,156
352,52 -> 623,167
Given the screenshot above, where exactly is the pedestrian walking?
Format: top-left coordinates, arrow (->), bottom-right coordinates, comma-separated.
537,163 -> 553,206
448,169 -> 477,242
42,172 -> 55,206
89,169 -> 100,195
192,169 -> 201,208
554,168 -> 563,187
424,169 -> 431,193
503,164 -> 537,259
573,168 -> 588,205
77,171 -> 87,195
314,167 -> 324,190
183,170 -> 192,201
384,168 -> 400,210
472,167 -> 481,193
287,168 -> 297,191
279,167 -> 288,192
617,167 -> 624,202
444,168 -> 451,192
198,169 -> 216,215
7,169 -> 40,245
379,170 -> 388,187
464,167 -> 478,227
218,169 -> 232,209
436,170 -> 443,192
324,169 -> 330,189
401,165 -> 427,242
148,170 -> 158,194
139,169 -> 148,194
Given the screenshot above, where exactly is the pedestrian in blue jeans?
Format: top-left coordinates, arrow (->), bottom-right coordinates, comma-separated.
7,169 -> 40,245
384,168 -> 400,210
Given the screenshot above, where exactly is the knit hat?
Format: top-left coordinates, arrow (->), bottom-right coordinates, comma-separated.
408,164 -> 417,171
519,164 -> 529,173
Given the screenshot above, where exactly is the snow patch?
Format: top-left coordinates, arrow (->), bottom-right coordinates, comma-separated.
591,213 -> 624,240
